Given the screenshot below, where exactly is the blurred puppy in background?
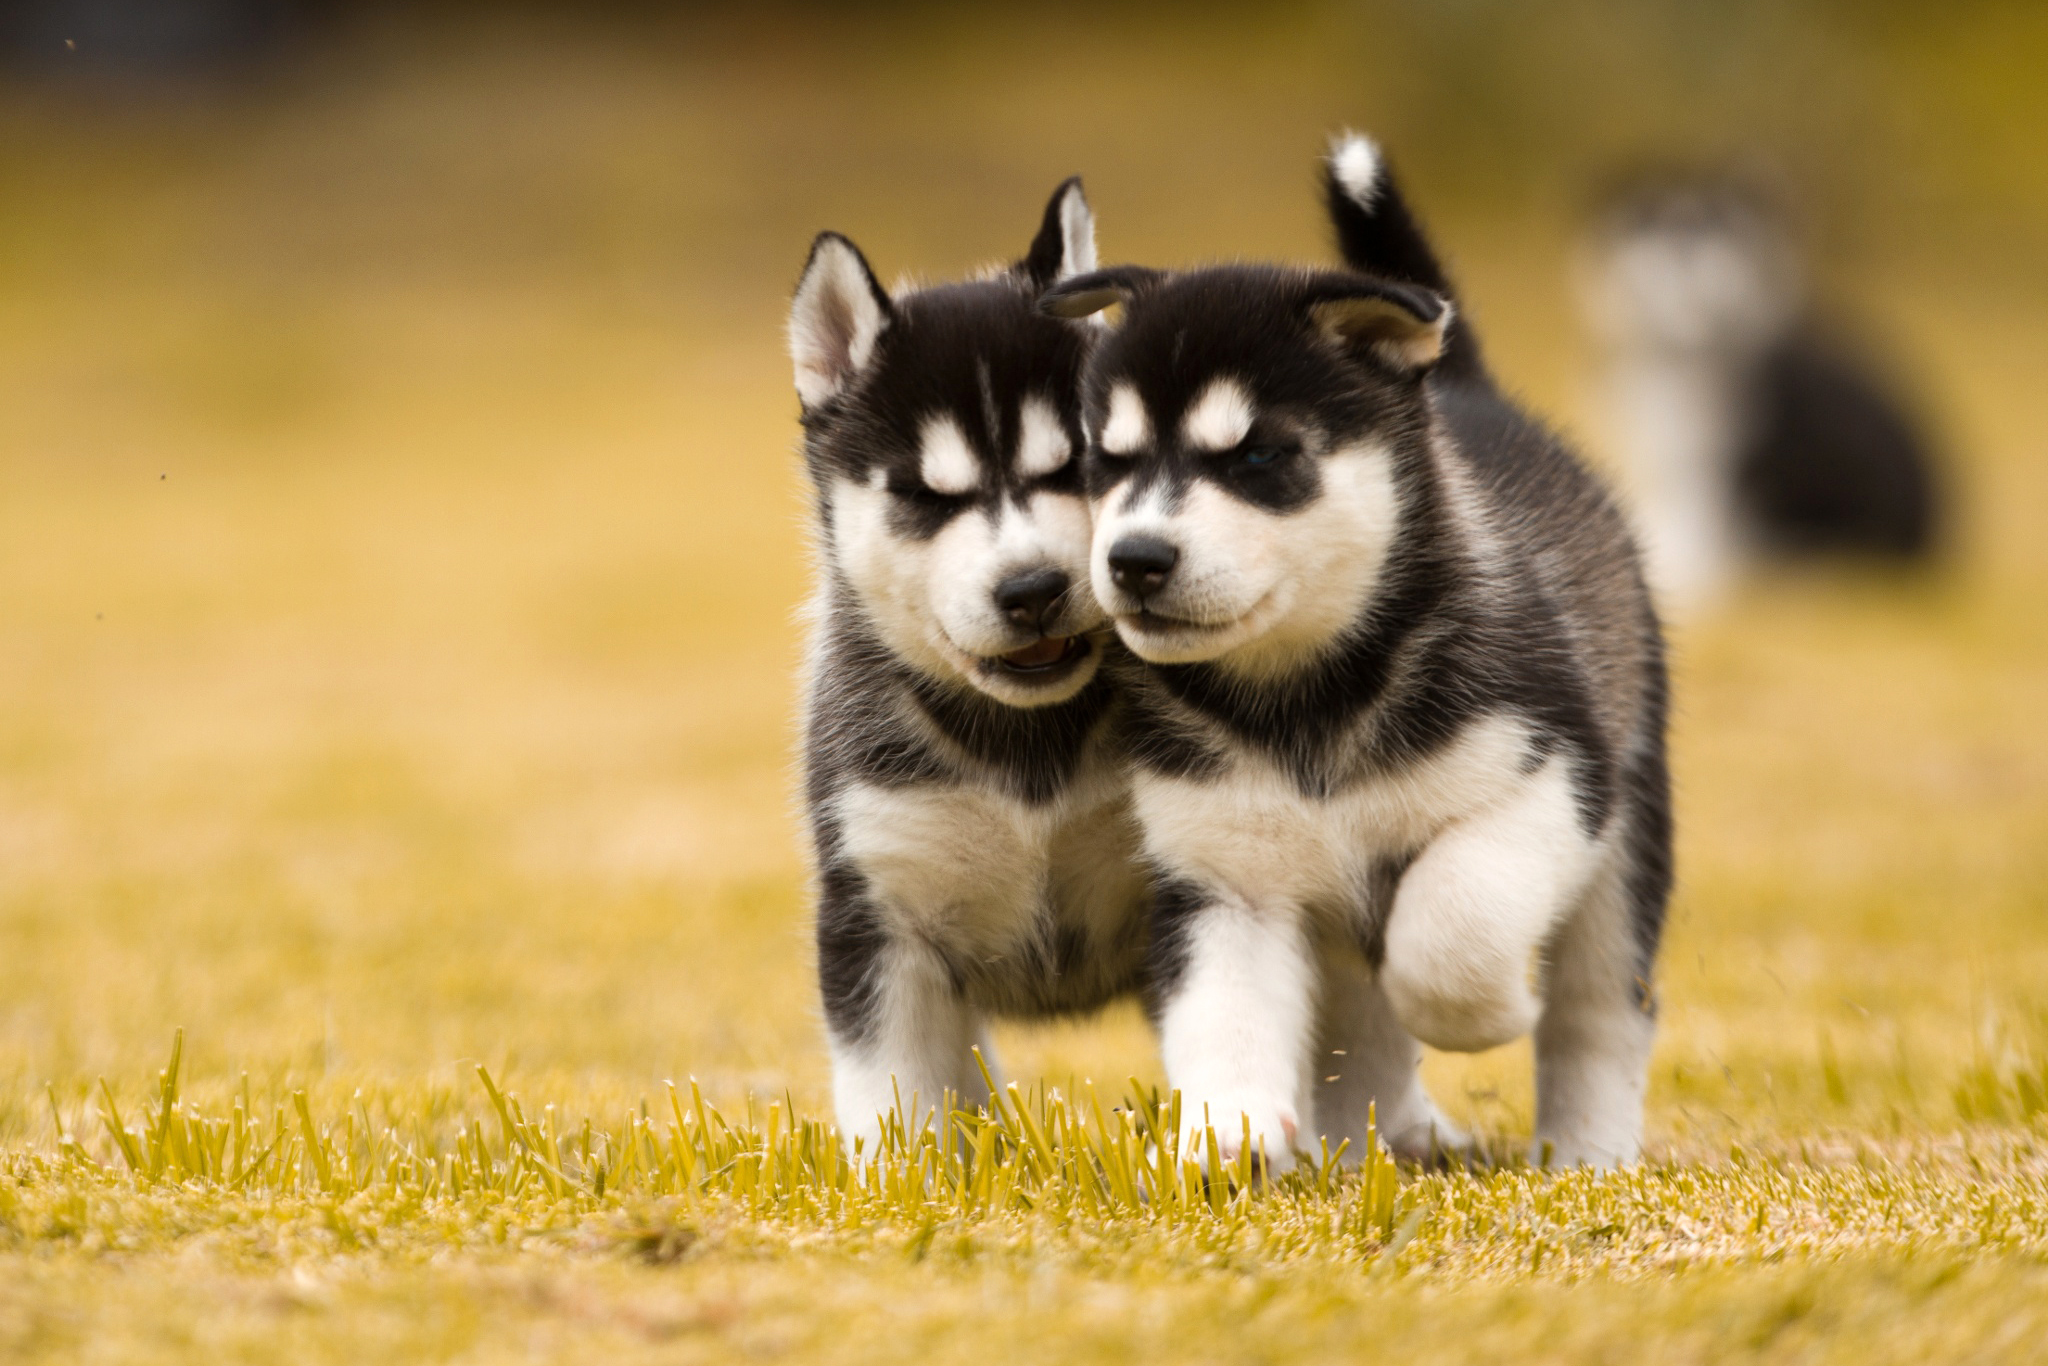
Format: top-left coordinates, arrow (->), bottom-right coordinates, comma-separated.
1578,177 -> 1942,611
787,180 -> 1151,1157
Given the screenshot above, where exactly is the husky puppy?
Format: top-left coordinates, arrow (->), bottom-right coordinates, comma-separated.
788,180 -> 1148,1154
1041,135 -> 1671,1169
1579,176 -> 1941,609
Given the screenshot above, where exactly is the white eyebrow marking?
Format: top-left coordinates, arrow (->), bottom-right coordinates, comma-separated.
917,414 -> 980,494
1015,394 -> 1071,478
1099,382 -> 1150,456
1180,377 -> 1255,452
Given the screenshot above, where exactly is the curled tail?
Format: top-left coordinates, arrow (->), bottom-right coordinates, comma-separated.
1326,132 -> 1484,378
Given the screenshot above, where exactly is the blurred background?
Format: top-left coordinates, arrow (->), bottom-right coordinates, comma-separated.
1,1 -> 2043,1143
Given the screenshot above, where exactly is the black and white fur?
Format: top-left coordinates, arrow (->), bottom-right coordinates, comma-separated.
1578,177 -> 1941,609
789,181 -> 1149,1154
1042,135 -> 1672,1169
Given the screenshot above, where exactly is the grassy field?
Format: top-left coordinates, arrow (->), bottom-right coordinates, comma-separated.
3,9 -> 2047,1361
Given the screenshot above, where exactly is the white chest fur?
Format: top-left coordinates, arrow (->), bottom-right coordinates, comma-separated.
1133,712 -> 1541,923
830,758 -> 1141,964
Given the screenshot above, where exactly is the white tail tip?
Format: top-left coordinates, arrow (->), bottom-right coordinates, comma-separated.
1329,131 -> 1383,205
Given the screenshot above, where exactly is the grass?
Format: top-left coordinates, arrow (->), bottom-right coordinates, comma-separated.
7,1037 -> 2047,1363
4,8 -> 2048,1362
10,1029 -> 2048,1362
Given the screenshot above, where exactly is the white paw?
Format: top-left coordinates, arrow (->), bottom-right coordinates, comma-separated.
1530,1132 -> 1639,1171
1179,1095 -> 1300,1173
1378,1105 -> 1475,1165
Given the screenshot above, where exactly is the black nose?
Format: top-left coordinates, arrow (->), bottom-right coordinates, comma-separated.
1107,536 -> 1179,598
993,567 -> 1070,630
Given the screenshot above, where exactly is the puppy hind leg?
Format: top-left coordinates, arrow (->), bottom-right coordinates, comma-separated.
1312,949 -> 1470,1163
1532,858 -> 1656,1169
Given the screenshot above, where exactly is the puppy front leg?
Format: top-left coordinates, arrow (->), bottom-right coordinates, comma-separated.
1154,884 -> 1316,1172
1313,948 -> 1470,1163
1380,758 -> 1597,1054
819,886 -> 989,1160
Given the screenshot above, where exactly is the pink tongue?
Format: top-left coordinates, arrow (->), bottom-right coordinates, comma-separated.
1002,637 -> 1070,668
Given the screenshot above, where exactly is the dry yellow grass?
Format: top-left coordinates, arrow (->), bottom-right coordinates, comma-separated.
2,9 -> 2046,1361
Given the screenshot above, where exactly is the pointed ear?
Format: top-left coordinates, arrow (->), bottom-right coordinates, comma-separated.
1303,277 -> 1451,373
788,232 -> 894,410
1021,176 -> 1097,287
1038,265 -> 1163,320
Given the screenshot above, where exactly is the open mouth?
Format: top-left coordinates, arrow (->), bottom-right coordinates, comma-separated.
992,634 -> 1092,677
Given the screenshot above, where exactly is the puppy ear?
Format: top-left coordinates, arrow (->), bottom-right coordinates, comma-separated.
1021,176 -> 1097,287
1038,265 -> 1163,320
1303,276 -> 1451,373
788,232 -> 894,410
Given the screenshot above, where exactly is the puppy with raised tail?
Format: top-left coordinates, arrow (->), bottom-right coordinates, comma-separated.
788,180 -> 1150,1157
1041,135 -> 1673,1170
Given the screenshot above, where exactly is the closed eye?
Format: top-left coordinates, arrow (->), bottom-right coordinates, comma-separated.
1032,459 -> 1084,495
1236,442 -> 1296,468
888,481 -> 971,510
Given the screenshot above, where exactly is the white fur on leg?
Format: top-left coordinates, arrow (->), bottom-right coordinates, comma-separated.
1533,857 -> 1655,1169
1158,893 -> 1316,1171
1380,757 -> 1599,1053
828,939 -> 990,1162
1311,949 -> 1469,1162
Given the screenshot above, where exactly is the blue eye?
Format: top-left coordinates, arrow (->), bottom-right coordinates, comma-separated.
1241,445 -> 1283,467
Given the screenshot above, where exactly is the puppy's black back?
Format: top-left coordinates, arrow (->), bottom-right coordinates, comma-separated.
1738,332 -> 1941,558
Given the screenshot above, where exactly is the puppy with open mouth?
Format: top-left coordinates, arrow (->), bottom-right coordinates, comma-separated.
1042,135 -> 1673,1170
788,179 -> 1150,1157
